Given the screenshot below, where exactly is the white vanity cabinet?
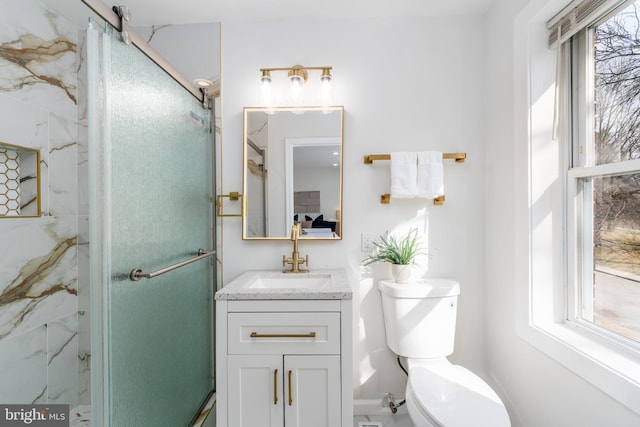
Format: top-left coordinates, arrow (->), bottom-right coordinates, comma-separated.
216,296 -> 352,427
228,354 -> 341,427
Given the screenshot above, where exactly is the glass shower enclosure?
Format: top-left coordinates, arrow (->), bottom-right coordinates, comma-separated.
88,19 -> 215,426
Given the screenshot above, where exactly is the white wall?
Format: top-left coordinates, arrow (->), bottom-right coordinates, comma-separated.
137,22 -> 221,84
484,0 -> 640,425
220,16 -> 487,400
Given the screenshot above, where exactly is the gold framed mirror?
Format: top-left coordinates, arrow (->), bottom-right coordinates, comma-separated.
243,106 -> 344,240
0,141 -> 41,218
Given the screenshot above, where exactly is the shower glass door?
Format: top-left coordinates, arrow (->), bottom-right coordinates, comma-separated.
88,19 -> 214,427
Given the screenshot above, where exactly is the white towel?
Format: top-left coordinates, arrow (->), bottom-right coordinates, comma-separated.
417,151 -> 444,199
390,152 -> 417,198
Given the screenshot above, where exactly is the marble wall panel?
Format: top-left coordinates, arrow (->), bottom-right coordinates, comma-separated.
77,216 -> 91,405
1,2 -> 81,409
0,324 -> 47,404
49,112 -> 78,217
77,310 -> 91,406
0,0 -> 78,120
47,313 -> 79,406
76,25 -> 91,406
77,30 -> 89,217
0,216 -> 78,340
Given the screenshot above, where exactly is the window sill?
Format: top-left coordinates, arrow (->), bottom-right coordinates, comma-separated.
519,319 -> 640,414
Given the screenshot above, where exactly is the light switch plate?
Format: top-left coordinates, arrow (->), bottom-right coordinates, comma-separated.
361,232 -> 375,252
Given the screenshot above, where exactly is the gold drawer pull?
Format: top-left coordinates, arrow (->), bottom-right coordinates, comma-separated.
288,370 -> 293,406
273,369 -> 278,405
250,332 -> 316,338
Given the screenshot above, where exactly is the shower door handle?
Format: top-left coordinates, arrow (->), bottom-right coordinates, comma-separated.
129,249 -> 215,281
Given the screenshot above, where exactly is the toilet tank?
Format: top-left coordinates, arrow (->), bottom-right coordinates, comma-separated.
378,279 -> 460,359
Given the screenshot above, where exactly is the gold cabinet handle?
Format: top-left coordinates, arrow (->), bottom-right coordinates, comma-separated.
250,332 -> 316,338
273,368 -> 278,405
288,370 -> 293,406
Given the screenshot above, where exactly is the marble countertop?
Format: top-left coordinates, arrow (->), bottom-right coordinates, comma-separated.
215,269 -> 353,300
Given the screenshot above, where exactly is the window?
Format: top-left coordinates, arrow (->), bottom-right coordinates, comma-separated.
568,0 -> 640,347
515,0 -> 640,412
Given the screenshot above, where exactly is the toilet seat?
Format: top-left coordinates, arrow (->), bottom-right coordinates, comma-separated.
407,363 -> 510,427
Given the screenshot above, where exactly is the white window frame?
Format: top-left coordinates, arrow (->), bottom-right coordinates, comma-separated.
567,24 -> 640,350
514,0 -> 640,415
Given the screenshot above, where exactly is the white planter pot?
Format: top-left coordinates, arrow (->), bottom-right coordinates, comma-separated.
391,264 -> 412,284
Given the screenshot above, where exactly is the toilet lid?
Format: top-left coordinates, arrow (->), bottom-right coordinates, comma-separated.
408,364 -> 510,427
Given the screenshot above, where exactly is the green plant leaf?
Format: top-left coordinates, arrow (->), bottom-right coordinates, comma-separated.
362,228 -> 426,266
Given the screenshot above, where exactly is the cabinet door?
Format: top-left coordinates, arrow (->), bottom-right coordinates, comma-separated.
228,355 -> 284,427
284,355 -> 341,427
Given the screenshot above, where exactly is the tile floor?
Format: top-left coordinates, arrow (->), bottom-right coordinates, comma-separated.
69,405 -> 91,427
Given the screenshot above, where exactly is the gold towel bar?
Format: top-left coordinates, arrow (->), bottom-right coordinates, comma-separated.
364,152 -> 466,205
363,152 -> 466,164
380,194 -> 445,205
216,192 -> 243,217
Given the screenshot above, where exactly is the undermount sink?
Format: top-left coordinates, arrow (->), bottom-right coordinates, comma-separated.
247,274 -> 332,289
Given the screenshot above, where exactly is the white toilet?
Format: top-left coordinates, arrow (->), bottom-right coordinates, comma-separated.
378,278 -> 510,427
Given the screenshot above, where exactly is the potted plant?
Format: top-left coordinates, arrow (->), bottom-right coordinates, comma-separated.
363,228 -> 426,283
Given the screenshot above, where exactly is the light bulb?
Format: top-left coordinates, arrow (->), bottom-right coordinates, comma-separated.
319,68 -> 333,108
290,76 -> 304,106
260,80 -> 274,106
259,71 -> 274,106
319,78 -> 333,107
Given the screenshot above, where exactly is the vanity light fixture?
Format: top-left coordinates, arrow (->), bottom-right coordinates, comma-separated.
258,65 -> 334,107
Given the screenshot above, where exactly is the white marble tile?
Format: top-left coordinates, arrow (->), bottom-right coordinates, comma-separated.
77,29 -> 89,217
0,0 -> 76,42
0,325 -> 47,404
0,0 -> 81,410
49,112 -> 78,217
77,216 -> 90,313
47,313 -> 78,405
0,95 -> 49,148
76,126 -> 89,216
0,94 -> 50,214
0,0 -> 78,120
76,215 -> 91,405
77,316 -> 91,406
76,34 -> 89,409
70,405 -> 91,427
0,217 -> 77,340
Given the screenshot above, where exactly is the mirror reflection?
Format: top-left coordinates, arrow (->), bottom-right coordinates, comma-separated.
243,106 -> 344,239
0,142 -> 41,218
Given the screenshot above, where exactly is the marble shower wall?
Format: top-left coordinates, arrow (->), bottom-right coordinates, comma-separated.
0,0 -> 84,406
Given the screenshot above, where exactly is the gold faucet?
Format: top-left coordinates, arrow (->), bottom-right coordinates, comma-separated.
282,223 -> 309,273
